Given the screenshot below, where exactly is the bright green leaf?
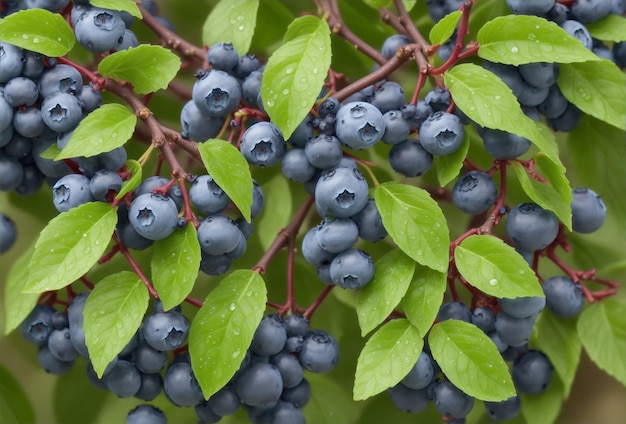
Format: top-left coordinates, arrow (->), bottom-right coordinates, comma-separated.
558,60 -> 626,131
152,225 -> 201,311
261,15 -> 331,139
0,362 -> 36,424
521,376 -> 565,424
353,319 -> 423,401
3,244 -> 38,335
0,9 -> 75,56
256,173 -> 292,250
190,270 -> 267,399
435,129 -> 470,187
454,234 -> 543,298
374,182 -> 450,273
115,159 -> 142,200
98,45 -> 181,94
429,11 -> 462,45
577,297 -> 626,387
202,0 -> 259,55
402,0 -> 417,11
401,265 -> 447,337
197,139 -> 253,222
477,15 -> 600,65
586,14 -> 626,42
23,202 -> 117,293
532,311 -> 581,397
357,250 -> 416,336
90,0 -> 142,18
429,320 -> 516,401
84,271 -> 149,377
568,116 -> 626,234
512,153 -> 573,230
55,104 -> 137,160
39,143 -> 63,160
445,63 -> 562,167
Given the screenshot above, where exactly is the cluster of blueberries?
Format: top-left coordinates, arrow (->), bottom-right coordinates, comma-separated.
19,293 -> 338,424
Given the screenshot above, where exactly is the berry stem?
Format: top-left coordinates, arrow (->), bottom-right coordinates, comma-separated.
392,0 -> 431,73
303,285 -> 334,319
429,0 -> 475,75
116,235 -> 159,299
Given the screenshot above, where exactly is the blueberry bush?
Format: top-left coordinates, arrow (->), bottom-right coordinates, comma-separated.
1,0 -> 625,423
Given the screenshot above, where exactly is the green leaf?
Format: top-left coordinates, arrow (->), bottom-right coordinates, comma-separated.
586,14 -> 626,42
521,376 -> 565,424
374,182 -> 450,273
0,362 -> 35,424
577,297 -> 626,387
361,0 -> 392,9
429,11 -> 462,45
357,250 -> 416,336
558,60 -> 626,131
90,0 -> 142,18
568,116 -> 626,234
3,244 -> 38,335
512,153 -> 572,230
353,319 -> 423,401
402,0 -> 417,11
202,0 -> 259,55
115,159 -> 142,200
454,234 -> 543,298
190,270 -> 267,399
84,271 -> 149,377
435,129 -> 470,187
532,311 -> 581,397
305,374 -> 360,424
401,265 -> 447,337
98,45 -> 181,94
197,139 -> 253,222
261,15 -> 331,139
151,225 -> 201,311
23,202 -> 118,293
477,14 -> 600,65
55,104 -> 137,160
445,63 -> 562,167
429,320 -> 516,401
39,143 -> 63,160
0,9 -> 75,56
256,173 -> 292,250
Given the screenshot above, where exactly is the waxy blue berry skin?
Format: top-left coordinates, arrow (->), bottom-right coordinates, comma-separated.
419,112 -> 465,156
128,193 -> 179,241
570,187 -> 607,233
314,167 -> 369,219
192,70 -> 241,117
335,101 -> 386,150
506,203 -> 559,252
142,311 -> 190,352
52,174 -> 94,213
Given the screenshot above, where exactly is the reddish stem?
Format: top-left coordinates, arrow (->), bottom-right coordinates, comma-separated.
117,236 -> 159,299
429,1 -> 475,75
303,285 -> 334,319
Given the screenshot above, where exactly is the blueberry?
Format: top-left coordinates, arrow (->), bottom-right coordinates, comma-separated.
116,203 -> 154,251
192,70 -> 241,117
506,203 -> 559,252
127,405 -> 166,424
401,351 -> 435,390
329,248 -> 375,289
194,401 -> 222,424
74,8 -> 127,53
437,301 -> 472,322
163,362 -> 204,406
548,102 -> 582,132
240,121 -> 287,167
270,352 -> 304,388
315,218 -> 359,253
350,199 -> 388,243
281,378 -> 311,408
180,100 -> 223,142
335,101 -> 385,150
301,226 -> 336,267
452,171 -> 498,215
52,174 -> 94,212
251,314 -> 287,357
0,42 -> 24,83
284,315 -> 309,337
315,167 -> 369,218
13,107 -> 45,138
132,342 -> 168,374
0,156 -> 24,191
105,360 -> 142,397
388,384 -> 430,413
542,275 -> 584,317
298,330 -> 339,373
419,112 -> 465,156
570,187 -> 606,233
38,64 -> 84,98
512,350 -> 554,394
519,62 -> 559,88
19,304 -> 55,345
4,77 -> 39,107
38,344 -> 76,375
425,87 -> 452,112
47,328 -> 80,362
281,148 -> 317,182
199,251 -> 233,275
235,54 -> 261,79
370,81 -> 406,114
242,70 -> 263,106
570,0 -> 612,23
506,0 -> 555,15
207,42 -> 239,71
235,362 -> 283,407
494,311 -> 537,347
134,176 -> 183,210
142,310 -> 190,351
304,135 -> 343,170
129,193 -> 179,241
189,174 -> 230,215
207,385 -> 240,416
381,110 -> 411,145
89,169 -> 122,201
484,395 -> 521,421
471,307 -> 496,333
197,214 -> 244,255
498,296 -> 545,319
134,373 -> 164,401
433,380 -> 475,419
381,34 -> 411,59
561,20 -> 593,50
537,85 -> 569,119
